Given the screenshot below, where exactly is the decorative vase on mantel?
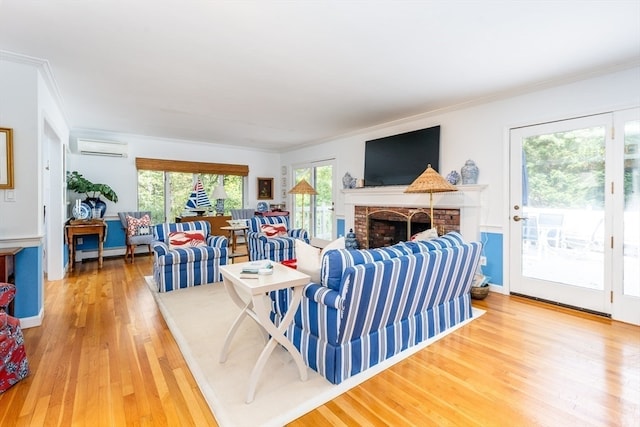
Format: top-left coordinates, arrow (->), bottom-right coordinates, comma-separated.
461,160 -> 479,185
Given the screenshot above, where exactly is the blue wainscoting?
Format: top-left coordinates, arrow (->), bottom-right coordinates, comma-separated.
480,231 -> 503,286
336,218 -> 345,238
74,219 -> 125,252
15,245 -> 43,319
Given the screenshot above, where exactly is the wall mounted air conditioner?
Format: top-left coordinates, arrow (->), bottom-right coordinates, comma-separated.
75,139 -> 128,157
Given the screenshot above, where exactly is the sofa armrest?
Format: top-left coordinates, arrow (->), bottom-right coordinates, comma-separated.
0,283 -> 16,308
305,284 -> 343,311
152,240 -> 170,257
289,228 -> 309,241
207,235 -> 228,248
246,231 -> 266,242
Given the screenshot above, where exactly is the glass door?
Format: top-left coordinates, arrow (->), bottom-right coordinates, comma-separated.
510,114 -> 611,314
612,109 -> 640,325
510,110 -> 640,324
292,160 -> 335,239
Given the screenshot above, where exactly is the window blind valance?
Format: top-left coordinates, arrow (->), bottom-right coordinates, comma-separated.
135,158 -> 249,176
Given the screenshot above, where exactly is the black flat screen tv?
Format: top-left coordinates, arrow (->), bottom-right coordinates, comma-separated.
364,125 -> 440,187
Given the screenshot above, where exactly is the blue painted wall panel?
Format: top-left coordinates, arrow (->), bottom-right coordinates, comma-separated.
75,219 -> 125,250
337,218 -> 345,238
480,231 -> 503,286
14,245 -> 43,318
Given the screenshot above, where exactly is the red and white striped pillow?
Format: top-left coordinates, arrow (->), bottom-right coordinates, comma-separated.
168,230 -> 207,249
260,223 -> 288,238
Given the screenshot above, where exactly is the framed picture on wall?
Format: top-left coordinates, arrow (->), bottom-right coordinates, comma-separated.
257,177 -> 273,200
0,128 -> 14,189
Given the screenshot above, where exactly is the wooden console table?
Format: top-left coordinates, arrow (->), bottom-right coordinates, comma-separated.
65,219 -> 107,272
0,247 -> 22,316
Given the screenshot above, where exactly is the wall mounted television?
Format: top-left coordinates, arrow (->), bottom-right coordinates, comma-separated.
363,125 -> 440,187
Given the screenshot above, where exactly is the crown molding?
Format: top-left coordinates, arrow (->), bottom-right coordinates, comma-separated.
0,50 -> 69,127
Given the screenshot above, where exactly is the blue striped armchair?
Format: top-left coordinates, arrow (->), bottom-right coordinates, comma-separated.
246,215 -> 309,262
151,220 -> 228,292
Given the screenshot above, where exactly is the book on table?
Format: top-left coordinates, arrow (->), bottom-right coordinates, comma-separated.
241,261 -> 273,274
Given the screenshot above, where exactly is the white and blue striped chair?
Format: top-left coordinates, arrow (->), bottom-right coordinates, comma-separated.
246,215 -> 309,262
287,240 -> 482,384
151,220 -> 228,292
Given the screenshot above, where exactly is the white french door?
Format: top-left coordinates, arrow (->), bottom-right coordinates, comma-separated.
292,160 -> 335,240
509,109 -> 639,324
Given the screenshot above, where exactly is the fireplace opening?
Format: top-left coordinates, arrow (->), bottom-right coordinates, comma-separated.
354,206 -> 461,249
367,210 -> 431,248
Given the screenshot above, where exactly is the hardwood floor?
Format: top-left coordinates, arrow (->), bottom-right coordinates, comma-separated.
0,255 -> 638,426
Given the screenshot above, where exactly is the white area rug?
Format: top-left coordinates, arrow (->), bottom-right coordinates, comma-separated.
145,277 -> 484,427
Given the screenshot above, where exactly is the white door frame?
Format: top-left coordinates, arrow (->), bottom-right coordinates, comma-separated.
504,109 -> 640,324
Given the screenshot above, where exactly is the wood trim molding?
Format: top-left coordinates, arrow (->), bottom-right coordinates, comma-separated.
135,157 -> 249,176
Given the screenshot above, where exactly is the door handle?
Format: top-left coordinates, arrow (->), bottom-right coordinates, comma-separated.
513,215 -> 528,222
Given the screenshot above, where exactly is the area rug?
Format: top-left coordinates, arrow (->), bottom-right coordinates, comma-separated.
145,277 -> 484,427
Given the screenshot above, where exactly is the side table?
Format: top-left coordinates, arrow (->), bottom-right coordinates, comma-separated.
65,219 -> 107,272
220,225 -> 249,263
219,262 -> 310,403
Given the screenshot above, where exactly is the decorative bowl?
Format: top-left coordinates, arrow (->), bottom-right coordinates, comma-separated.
227,219 -> 247,227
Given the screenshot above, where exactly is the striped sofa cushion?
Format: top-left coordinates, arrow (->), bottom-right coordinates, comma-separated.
401,231 -> 466,253
321,244 -> 413,291
338,242 -> 480,343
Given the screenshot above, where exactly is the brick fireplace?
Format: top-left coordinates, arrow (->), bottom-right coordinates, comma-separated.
341,184 -> 486,248
354,206 -> 461,248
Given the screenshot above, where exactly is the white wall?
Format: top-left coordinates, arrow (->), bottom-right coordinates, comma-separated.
280,66 -> 640,230
0,55 -> 70,323
66,132 -> 283,215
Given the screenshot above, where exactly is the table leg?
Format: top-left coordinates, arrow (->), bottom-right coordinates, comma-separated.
69,237 -> 75,272
245,286 -> 307,403
219,277 -> 267,363
98,236 -> 104,268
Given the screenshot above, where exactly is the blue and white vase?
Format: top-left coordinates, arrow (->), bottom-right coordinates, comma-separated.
345,228 -> 359,249
342,172 -> 356,189
446,170 -> 460,185
461,160 -> 479,184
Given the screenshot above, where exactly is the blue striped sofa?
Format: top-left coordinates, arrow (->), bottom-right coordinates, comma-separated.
151,220 -> 228,292
246,215 -> 309,262
283,232 -> 482,384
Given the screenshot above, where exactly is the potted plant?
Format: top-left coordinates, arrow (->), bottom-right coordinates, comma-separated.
66,171 -> 118,218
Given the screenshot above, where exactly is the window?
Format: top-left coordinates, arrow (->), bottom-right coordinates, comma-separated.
136,158 -> 248,224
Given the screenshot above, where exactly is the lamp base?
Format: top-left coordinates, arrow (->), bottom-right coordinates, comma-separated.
215,199 -> 225,216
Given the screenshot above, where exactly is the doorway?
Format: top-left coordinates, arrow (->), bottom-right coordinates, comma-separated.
509,109 -> 639,324
292,160 -> 335,239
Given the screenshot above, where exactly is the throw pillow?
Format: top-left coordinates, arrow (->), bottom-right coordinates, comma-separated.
126,214 -> 151,237
295,237 -> 345,283
260,223 -> 288,238
410,228 -> 438,241
168,230 -> 207,250
295,239 -> 321,282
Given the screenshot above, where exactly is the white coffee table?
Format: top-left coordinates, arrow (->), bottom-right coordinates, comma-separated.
219,261 -> 310,403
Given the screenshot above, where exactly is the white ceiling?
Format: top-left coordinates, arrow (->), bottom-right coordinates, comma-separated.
1,1 -> 639,151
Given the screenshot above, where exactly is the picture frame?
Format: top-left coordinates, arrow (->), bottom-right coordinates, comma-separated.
0,128 -> 14,189
257,177 -> 273,200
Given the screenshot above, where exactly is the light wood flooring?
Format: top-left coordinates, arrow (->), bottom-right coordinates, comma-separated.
0,254 -> 638,426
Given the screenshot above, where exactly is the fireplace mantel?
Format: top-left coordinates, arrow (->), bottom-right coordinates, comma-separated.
341,184 -> 487,241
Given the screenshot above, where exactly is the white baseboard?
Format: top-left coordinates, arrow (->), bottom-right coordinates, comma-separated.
19,307 -> 44,329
